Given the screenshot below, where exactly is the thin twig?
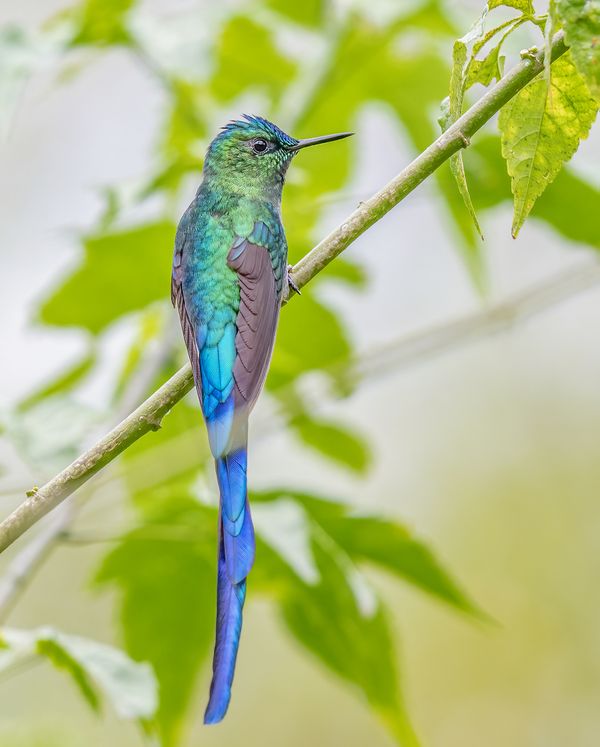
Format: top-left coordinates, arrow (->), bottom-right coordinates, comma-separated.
0,32 -> 568,555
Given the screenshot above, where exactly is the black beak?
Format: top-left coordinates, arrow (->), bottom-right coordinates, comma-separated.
290,131 -> 353,151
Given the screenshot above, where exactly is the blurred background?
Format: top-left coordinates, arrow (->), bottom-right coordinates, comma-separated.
1,0 -> 599,745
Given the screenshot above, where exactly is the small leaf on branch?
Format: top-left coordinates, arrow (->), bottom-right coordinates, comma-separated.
499,52 -> 598,237
488,0 -> 535,12
441,9 -> 504,242
466,42 -> 505,88
440,6 -> 535,244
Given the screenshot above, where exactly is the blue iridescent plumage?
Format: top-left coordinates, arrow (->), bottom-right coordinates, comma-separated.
172,115 -> 352,724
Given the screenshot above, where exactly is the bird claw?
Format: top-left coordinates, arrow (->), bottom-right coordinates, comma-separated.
287,265 -> 301,295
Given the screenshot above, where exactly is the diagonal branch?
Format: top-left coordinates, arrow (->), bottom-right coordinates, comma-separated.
55,259 -> 600,513
0,31 -> 568,555
0,327 -> 177,619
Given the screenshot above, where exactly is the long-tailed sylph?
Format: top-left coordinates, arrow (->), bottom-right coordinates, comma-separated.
172,115 -> 352,723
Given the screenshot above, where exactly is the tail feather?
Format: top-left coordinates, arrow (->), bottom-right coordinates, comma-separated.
216,447 -> 247,531
204,533 -> 246,724
204,445 -> 255,724
223,498 -> 254,584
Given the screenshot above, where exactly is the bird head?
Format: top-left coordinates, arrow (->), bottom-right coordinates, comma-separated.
203,114 -> 353,200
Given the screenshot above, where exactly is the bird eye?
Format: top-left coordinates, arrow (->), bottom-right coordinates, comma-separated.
252,138 -> 268,153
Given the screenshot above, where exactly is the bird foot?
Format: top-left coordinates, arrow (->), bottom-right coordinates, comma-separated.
287,265 -> 301,296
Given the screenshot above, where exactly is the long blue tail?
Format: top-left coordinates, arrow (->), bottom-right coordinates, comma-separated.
204,445 -> 255,724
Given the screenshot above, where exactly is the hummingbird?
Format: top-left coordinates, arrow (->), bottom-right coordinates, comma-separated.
171,115 -> 352,723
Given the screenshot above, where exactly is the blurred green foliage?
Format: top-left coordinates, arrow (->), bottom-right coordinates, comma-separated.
96,491 -> 216,745
0,627 -> 157,724
0,0 -> 598,745
96,487 -> 479,745
40,223 -> 175,333
211,16 -> 297,103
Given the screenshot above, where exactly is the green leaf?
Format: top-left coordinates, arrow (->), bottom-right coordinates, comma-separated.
272,491 -> 483,617
293,416 -> 371,474
324,257 -> 368,288
269,291 -> 352,390
40,222 -> 175,333
488,0 -> 534,12
17,350 -> 96,412
0,627 -> 158,723
69,0 -> 136,47
435,165 -> 486,282
499,52 -> 598,237
440,9 -> 518,243
280,541 -> 420,746
439,10 -> 488,240
265,0 -> 325,26
211,16 -> 297,104
324,515 -> 483,617
95,491 -> 215,746
254,492 -> 424,743
439,9 -> 532,256
466,42 -> 505,88
36,638 -> 100,712
448,151 -> 484,240
557,0 -> 600,101
465,134 -> 600,249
